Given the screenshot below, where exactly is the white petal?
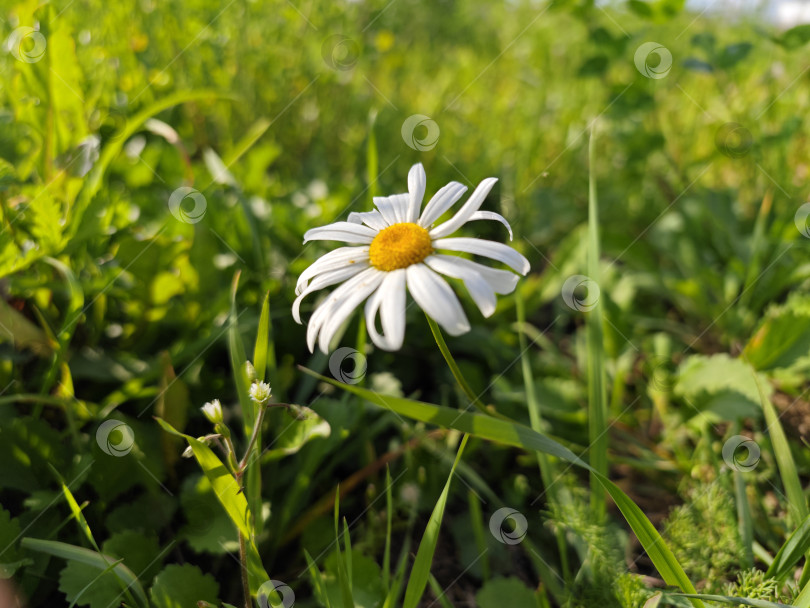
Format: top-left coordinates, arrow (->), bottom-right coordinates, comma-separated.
468,211 -> 513,240
418,182 -> 468,228
430,254 -> 519,294
293,263 -> 368,323
364,269 -> 406,351
348,210 -> 388,231
433,237 -> 530,275
406,264 -> 470,336
296,246 -> 369,294
373,194 -> 405,226
429,177 -> 498,239
305,268 -> 380,353
406,163 -> 426,223
389,193 -> 409,224
424,255 -> 497,317
318,269 -> 385,353
304,221 -> 377,244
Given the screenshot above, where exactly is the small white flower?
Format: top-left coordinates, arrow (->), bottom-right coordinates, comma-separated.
249,381 -> 272,405
201,399 -> 223,424
294,163 -> 530,353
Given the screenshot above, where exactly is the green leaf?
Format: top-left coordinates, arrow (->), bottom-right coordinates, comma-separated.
261,412 -> 331,461
0,507 -> 28,578
20,538 -> 147,608
402,435 -> 468,608
154,417 -> 250,538
179,474 -> 239,554
254,291 -> 271,383
149,564 -> 219,608
300,368 -> 704,607
775,24 -> 810,50
766,513 -> 810,581
59,560 -> 123,608
102,531 -> 165,583
744,294 -> 810,370
154,417 -> 269,591
476,577 -> 537,608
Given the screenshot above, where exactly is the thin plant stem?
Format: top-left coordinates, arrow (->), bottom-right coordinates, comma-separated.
238,531 -> 251,608
425,314 -> 510,420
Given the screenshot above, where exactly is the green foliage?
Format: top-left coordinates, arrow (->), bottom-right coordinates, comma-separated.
664,484 -> 744,591
3,0 -> 810,605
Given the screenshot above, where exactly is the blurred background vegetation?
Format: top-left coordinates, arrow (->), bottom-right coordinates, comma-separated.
2,0 -> 810,605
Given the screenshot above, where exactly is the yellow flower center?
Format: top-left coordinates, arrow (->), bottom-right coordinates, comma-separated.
369,222 -> 433,271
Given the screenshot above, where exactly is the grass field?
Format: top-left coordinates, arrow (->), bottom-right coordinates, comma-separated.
3,0 -> 810,606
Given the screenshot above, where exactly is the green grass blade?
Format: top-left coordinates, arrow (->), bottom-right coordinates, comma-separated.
587,126 -> 609,521
300,367 -> 703,606
383,465 -> 393,590
402,435 -> 468,608
304,550 -> 332,608
794,579 -> 810,608
254,291 -> 271,383
765,512 -> 810,580
752,367 -> 807,526
20,538 -> 147,608
229,271 -> 255,438
427,573 -> 454,608
333,488 -> 354,608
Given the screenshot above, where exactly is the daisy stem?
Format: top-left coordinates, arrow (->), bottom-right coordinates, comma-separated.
425,315 -> 496,418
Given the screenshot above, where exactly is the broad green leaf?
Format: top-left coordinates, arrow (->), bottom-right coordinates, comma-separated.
20,538 -> 147,608
476,577 -> 537,608
0,508 -> 28,579
301,368 -> 704,607
150,564 -> 219,608
744,294 -> 810,370
0,297 -> 53,355
402,435 -> 468,608
59,560 -> 124,608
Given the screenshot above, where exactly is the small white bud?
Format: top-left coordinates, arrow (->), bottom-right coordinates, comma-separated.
200,399 -> 223,424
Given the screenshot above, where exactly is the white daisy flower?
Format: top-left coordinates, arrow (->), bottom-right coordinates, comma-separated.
294,163 -> 530,353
